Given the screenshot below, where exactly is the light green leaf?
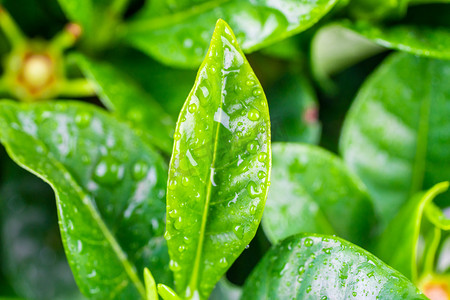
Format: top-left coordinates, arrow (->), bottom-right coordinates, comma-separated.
57,0 -> 95,32
425,202 -> 450,230
340,52 -> 450,227
0,101 -> 171,299
262,143 -> 374,245
74,54 -> 175,153
166,20 -> 271,299
123,0 -> 339,68
343,21 -> 450,60
242,234 -> 428,299
373,182 -> 449,281
144,268 -> 158,300
157,284 -> 181,300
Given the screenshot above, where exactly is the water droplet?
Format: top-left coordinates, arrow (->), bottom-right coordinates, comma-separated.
253,88 -> 262,96
173,132 -> 181,140
258,152 -> 267,162
169,260 -> 180,271
218,257 -> 228,268
247,108 -> 260,121
249,205 -> 257,215
174,217 -> 183,230
164,231 -> 172,240
233,225 -> 244,239
182,177 -> 190,186
75,111 -> 92,128
367,271 -> 374,278
323,247 -> 332,254
247,181 -> 261,198
352,292 -> 357,297
132,160 -> 149,181
93,156 -> 124,185
168,179 -> 177,190
321,296 -> 328,300
258,171 -> 266,179
169,209 -> 178,218
304,238 -> 314,247
258,125 -> 266,133
178,245 -> 186,253
247,141 -> 259,154
306,286 -> 312,293
246,80 -> 255,86
188,103 -> 197,113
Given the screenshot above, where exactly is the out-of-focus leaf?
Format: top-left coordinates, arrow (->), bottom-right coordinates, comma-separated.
340,52 -> 450,227
123,0 -> 339,68
209,278 -> 242,300
242,234 -> 428,299
262,143 -> 374,245
343,21 -> 450,60
426,203 -> 450,230
166,20 -> 271,299
347,0 -> 408,21
0,101 -> 171,299
75,54 -> 175,153
373,182 -> 448,280
267,74 -> 321,144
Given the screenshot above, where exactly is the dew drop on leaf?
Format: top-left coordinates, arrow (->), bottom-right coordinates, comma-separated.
218,257 -> 228,268
304,238 -> 314,247
93,156 -> 124,185
188,103 -> 198,113
132,159 -> 149,181
233,225 -> 244,239
247,141 -> 259,154
258,152 -> 267,162
247,108 -> 260,121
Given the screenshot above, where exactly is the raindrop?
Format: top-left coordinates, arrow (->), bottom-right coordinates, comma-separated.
258,152 -> 267,162
75,111 -> 92,128
252,88 -> 262,96
93,156 -> 124,185
168,179 -> 177,190
233,225 -> 244,239
258,171 -> 266,179
164,231 -> 172,240
169,260 -> 181,271
178,245 -> 186,253
247,182 -> 261,198
304,238 -> 314,247
132,160 -> 149,181
218,257 -> 228,268
247,108 -> 260,121
246,80 -> 255,86
173,132 -> 181,140
188,103 -> 198,113
247,141 -> 259,154
249,205 -> 257,215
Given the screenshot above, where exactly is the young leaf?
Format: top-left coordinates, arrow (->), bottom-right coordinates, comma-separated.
343,21 -> 450,60
157,284 -> 181,300
425,202 -> 450,230
123,0 -> 339,68
263,143 -> 375,246
340,52 -> 450,227
166,20 -> 271,299
374,182 -> 449,281
242,234 -> 428,299
75,54 -> 175,153
267,74 -> 321,144
0,101 -> 172,299
144,268 -> 158,300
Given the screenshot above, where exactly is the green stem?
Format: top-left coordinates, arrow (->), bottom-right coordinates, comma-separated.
157,284 -> 181,300
422,227 -> 441,276
109,0 -> 131,18
58,79 -> 96,98
49,23 -> 82,53
0,6 -> 26,47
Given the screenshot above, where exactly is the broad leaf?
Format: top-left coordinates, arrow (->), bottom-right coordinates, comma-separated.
267,74 -> 321,144
373,182 -> 449,281
0,101 -> 171,299
343,21 -> 450,60
263,143 -> 375,246
57,0 -> 95,33
242,234 -> 428,299
340,52 -> 450,227
75,54 -> 175,153
123,0 -> 339,68
166,20 -> 271,299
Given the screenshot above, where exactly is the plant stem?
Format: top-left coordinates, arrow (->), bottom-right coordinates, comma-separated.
49,23 -> 82,53
58,79 -> 96,98
0,6 -> 26,47
109,0 -> 131,18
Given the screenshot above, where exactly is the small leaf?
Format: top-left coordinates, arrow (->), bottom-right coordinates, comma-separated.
425,202 -> 450,230
343,21 -> 450,60
340,52 -> 450,227
157,284 -> 181,300
242,234 -> 428,299
75,54 -> 175,153
166,20 -> 271,299
144,268 -> 158,300
123,0 -> 339,68
263,143 -> 375,245
373,182 -> 449,281
0,101 -> 172,299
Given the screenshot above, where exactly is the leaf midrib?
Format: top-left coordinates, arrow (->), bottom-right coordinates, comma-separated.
4,119 -> 146,298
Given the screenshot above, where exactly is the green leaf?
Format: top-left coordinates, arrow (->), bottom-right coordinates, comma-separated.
373,182 -> 449,281
157,284 -> 181,300
425,202 -> 450,230
57,0 -> 95,32
0,101 -> 171,299
144,268 -> 158,300
343,21 -> 450,60
267,74 -> 321,144
74,54 -> 175,154
262,143 -> 374,245
347,0 -> 408,21
340,52 -> 450,227
123,0 -> 339,68
242,234 -> 428,299
166,20 -> 271,299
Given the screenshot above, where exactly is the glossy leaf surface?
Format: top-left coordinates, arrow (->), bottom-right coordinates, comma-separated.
0,101 -> 171,299
267,74 -> 321,144
344,21 -> 450,60
263,143 -> 374,245
242,234 -> 428,299
374,182 -> 449,280
124,0 -> 339,68
75,54 -> 175,153
340,52 -> 450,227
166,20 -> 271,299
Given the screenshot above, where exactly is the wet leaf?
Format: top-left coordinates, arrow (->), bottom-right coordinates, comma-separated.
340,52 -> 450,227
242,234 -> 428,299
0,101 -> 171,299
75,54 -> 175,153
343,21 -> 450,60
166,20 -> 271,299
263,143 -> 375,246
123,0 -> 339,68
373,182 -> 449,280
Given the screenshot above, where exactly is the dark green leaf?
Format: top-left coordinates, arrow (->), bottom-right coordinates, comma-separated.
347,0 -> 408,21
262,143 -> 374,245
267,74 -> 321,144
343,21 -> 450,60
242,234 -> 428,299
373,182 -> 449,280
340,52 -> 450,227
123,0 -> 339,68
75,54 -> 175,153
0,101 -> 171,299
166,20 -> 271,299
